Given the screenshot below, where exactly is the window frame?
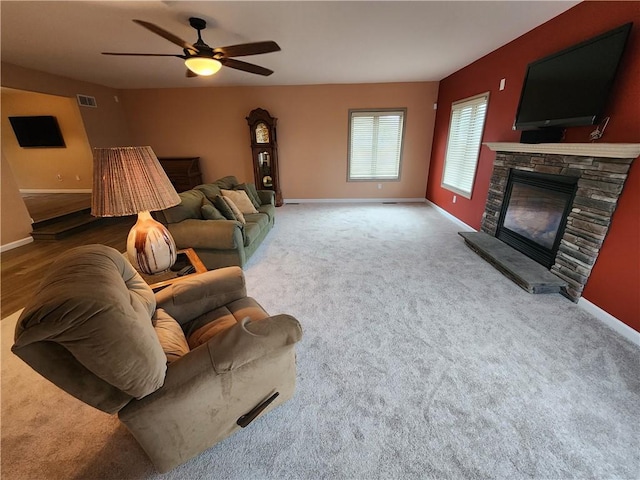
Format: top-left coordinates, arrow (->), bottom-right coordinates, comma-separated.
347,108 -> 407,182
441,92 -> 490,199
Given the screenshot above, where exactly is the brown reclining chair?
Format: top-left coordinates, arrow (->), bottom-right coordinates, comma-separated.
12,244 -> 302,472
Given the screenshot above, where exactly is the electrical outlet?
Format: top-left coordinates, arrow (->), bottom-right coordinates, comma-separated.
499,78 -> 506,91
377,183 -> 383,190
453,195 -> 457,203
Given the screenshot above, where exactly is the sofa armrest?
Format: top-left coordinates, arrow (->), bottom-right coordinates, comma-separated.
207,315 -> 302,373
155,266 -> 247,323
257,190 -> 275,206
168,219 -> 243,250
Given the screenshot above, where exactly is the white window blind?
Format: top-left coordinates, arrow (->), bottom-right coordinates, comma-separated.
441,93 -> 489,198
348,109 -> 405,181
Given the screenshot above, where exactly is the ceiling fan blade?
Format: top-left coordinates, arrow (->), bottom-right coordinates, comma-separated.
214,41 -> 281,58
102,52 -> 185,57
133,19 -> 198,53
186,69 -> 198,78
221,58 -> 274,76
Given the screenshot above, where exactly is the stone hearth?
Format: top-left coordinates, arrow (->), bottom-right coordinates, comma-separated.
459,230 -> 568,294
481,143 -> 639,302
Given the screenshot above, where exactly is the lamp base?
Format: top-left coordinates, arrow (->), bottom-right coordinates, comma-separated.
127,211 -> 177,275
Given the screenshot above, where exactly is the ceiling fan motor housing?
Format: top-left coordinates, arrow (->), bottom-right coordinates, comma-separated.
189,17 -> 207,31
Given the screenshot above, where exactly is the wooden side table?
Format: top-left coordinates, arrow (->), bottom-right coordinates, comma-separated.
140,248 -> 208,291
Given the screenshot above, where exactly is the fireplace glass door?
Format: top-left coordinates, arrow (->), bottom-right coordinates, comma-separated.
496,170 -> 577,268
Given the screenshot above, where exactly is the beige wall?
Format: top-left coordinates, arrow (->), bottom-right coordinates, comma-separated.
2,88 -> 93,189
0,67 -> 437,247
120,82 -> 438,199
1,152 -> 32,245
1,62 -> 131,148
0,63 -> 133,248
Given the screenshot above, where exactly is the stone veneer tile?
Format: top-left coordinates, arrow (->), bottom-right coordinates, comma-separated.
481,151 -> 634,302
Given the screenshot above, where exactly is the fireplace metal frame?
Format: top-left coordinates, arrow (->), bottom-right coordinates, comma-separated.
496,169 -> 578,269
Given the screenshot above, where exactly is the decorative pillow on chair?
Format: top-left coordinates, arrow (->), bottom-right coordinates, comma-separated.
213,195 -> 237,221
221,189 -> 259,214
153,309 -> 190,364
222,196 -> 246,224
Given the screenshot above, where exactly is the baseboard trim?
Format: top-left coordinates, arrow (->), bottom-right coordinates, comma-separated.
1,236 -> 34,253
426,200 -> 475,232
577,298 -> 640,346
20,189 -> 92,194
283,198 -> 427,204
425,201 -> 639,345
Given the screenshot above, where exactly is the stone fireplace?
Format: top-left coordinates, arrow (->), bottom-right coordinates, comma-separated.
480,143 -> 639,302
496,169 -> 578,269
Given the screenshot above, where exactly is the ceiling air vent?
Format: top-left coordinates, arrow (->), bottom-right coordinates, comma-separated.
76,94 -> 97,108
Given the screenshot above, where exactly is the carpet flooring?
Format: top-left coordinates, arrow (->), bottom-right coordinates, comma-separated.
1,203 -> 638,479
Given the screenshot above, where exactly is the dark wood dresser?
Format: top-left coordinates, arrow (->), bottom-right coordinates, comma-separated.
158,157 -> 202,192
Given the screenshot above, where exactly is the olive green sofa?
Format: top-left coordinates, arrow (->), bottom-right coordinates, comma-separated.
154,176 -> 275,270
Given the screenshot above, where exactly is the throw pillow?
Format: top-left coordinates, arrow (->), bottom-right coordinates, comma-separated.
202,204 -> 225,220
213,176 -> 239,190
195,184 -> 222,203
222,196 -> 246,224
221,189 -> 259,214
235,183 -> 262,209
162,190 -> 205,223
201,197 -> 225,220
153,309 -> 190,364
213,195 -> 237,221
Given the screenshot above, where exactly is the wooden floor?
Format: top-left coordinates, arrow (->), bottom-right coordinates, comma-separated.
1,217 -> 136,318
22,193 -> 92,223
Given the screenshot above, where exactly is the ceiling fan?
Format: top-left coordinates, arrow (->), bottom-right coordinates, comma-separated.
103,17 -> 280,77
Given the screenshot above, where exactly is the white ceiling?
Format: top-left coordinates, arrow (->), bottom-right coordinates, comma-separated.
0,1 -> 579,90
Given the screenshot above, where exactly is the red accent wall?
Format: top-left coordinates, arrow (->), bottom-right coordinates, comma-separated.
426,2 -> 640,331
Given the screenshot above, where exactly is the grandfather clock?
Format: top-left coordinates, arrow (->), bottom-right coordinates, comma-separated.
246,108 -> 282,206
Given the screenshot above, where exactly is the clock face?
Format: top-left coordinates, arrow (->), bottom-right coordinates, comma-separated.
255,123 -> 270,143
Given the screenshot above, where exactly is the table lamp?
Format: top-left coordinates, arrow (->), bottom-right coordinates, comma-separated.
91,146 -> 181,274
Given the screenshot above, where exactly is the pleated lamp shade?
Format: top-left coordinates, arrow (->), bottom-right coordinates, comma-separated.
92,146 -> 181,274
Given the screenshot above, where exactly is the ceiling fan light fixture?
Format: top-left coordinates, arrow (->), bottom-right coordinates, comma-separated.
185,57 -> 222,76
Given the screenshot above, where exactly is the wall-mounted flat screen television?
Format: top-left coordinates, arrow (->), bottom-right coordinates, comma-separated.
8,115 -> 66,148
514,22 -> 632,131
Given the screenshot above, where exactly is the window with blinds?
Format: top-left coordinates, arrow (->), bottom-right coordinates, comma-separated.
441,93 -> 489,198
348,109 -> 406,181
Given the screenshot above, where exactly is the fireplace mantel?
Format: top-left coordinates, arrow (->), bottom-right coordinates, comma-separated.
485,142 -> 640,159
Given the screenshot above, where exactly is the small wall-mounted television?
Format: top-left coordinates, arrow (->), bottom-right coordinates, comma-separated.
514,22 -> 632,131
8,115 -> 66,148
